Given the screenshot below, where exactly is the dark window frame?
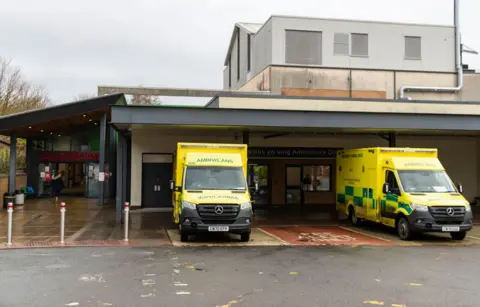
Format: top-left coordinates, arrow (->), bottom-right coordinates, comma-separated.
247,34 -> 251,72
237,29 -> 241,81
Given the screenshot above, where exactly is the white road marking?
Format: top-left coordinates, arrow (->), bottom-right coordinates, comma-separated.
142,279 -> 156,286
467,235 -> 480,241
141,293 -> 155,298
144,273 -> 156,277
174,283 -> 188,287
257,228 -> 290,245
79,274 -> 105,283
176,291 -> 191,295
65,303 -> 79,306
339,226 -> 392,242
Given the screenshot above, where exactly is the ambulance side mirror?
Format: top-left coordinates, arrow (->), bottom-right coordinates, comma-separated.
169,180 -> 175,191
457,183 -> 463,193
382,183 -> 390,194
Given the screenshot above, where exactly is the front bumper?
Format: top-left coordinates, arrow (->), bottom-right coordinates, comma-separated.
407,209 -> 473,232
180,207 -> 252,235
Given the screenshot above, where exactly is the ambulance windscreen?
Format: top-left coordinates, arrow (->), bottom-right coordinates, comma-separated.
184,166 -> 247,191
397,170 -> 456,193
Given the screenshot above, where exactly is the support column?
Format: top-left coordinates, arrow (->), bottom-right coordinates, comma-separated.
388,132 -> 397,147
8,134 -> 17,195
98,112 -> 107,206
115,133 -> 124,223
242,131 -> 249,145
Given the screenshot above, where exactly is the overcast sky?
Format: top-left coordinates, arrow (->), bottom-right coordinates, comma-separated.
1,0 -> 479,105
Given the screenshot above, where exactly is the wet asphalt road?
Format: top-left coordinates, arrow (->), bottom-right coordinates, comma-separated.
0,245 -> 479,307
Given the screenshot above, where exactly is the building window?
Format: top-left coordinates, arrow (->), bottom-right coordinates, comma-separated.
334,33 -> 349,56
405,36 -> 421,60
351,33 -> 368,57
285,30 -> 322,65
247,34 -> 251,72
237,30 -> 240,81
302,165 -> 332,192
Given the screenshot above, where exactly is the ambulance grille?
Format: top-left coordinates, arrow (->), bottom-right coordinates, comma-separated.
429,206 -> 466,220
197,204 -> 240,218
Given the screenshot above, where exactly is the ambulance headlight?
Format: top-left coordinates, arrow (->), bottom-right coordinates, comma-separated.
240,202 -> 252,210
411,203 -> 428,212
182,201 -> 196,210
465,204 -> 472,212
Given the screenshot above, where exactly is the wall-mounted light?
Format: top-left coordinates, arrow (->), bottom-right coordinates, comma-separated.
40,130 -> 44,132
50,132 -> 53,135
58,134 -> 61,137
83,114 -> 87,118
94,122 -> 98,125
89,119 -> 92,122
28,126 -> 32,129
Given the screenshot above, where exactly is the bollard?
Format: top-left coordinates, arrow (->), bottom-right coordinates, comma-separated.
124,202 -> 130,242
7,202 -> 13,246
60,202 -> 66,244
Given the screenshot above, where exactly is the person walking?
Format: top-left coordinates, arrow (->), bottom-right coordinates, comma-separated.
52,170 -> 65,203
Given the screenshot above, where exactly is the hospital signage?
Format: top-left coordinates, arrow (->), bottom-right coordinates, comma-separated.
39,151 -> 100,162
248,147 -> 340,158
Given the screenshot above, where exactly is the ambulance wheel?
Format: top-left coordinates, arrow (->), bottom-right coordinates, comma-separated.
240,232 -> 251,242
396,216 -> 413,240
179,225 -> 189,242
349,206 -> 361,226
450,231 -> 467,240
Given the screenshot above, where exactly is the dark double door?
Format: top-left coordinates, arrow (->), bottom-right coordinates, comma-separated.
142,163 -> 172,208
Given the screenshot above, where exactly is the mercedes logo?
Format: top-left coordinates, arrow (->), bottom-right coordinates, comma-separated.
214,206 -> 224,215
446,207 -> 455,216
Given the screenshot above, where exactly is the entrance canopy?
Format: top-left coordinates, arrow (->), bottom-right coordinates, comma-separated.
110,99 -> 480,136
0,94 -> 126,138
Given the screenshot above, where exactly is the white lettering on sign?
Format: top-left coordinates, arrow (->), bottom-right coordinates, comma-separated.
297,232 -> 357,243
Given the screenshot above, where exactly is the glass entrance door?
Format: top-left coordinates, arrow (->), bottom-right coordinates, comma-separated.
84,162 -> 99,198
285,165 -> 302,205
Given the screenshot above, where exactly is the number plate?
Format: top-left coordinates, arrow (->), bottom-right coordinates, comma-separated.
208,226 -> 229,232
442,226 -> 460,232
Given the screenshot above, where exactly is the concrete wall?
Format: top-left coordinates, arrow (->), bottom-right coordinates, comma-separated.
130,129 -> 479,206
239,67 -> 271,92
270,16 -> 455,72
265,66 -> 459,100
217,96 -> 480,115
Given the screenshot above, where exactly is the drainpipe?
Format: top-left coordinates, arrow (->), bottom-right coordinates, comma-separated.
399,0 -> 462,99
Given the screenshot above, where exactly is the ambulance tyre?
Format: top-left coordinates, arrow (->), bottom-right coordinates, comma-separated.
179,225 -> 189,242
240,232 -> 251,242
349,206 -> 362,226
396,216 -> 413,240
450,231 -> 467,240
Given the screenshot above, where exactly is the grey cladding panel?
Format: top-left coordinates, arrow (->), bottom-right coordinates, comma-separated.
334,33 -> 349,55
351,33 -> 368,56
285,30 -> 322,65
405,36 -> 422,59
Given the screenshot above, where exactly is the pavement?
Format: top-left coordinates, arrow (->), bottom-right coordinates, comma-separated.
2,198 -> 480,248
1,245 -> 480,307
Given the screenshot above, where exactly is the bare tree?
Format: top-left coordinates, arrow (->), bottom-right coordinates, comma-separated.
130,94 -> 163,105
0,57 -> 50,116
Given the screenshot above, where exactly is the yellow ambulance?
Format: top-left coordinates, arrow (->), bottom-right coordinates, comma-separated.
169,143 -> 255,242
336,147 -> 473,240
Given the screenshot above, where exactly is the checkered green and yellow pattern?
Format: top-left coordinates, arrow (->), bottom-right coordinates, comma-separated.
337,185 -> 376,211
